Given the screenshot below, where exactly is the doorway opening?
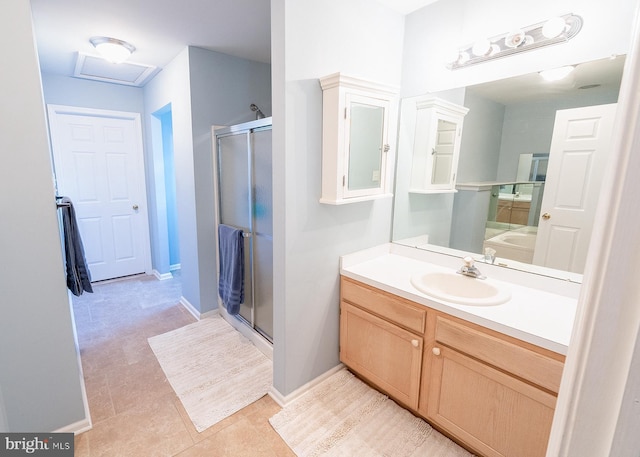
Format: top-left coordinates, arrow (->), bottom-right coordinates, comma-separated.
153,104 -> 180,274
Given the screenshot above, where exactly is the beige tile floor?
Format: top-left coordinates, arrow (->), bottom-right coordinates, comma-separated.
72,273 -> 295,457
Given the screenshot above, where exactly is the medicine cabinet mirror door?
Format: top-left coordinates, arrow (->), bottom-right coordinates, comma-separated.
343,93 -> 390,199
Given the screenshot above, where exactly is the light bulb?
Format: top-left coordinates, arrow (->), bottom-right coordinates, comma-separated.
472,39 -> 491,57
542,17 -> 567,39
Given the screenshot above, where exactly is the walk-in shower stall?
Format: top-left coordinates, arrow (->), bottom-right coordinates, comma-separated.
213,118 -> 273,342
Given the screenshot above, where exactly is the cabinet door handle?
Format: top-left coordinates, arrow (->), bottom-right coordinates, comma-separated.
432,347 -> 441,356
411,339 -> 420,348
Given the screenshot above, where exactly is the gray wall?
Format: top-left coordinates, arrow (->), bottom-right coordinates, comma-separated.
143,46 -> 272,315
41,73 -> 145,114
272,0 -> 405,396
457,92 -> 504,183
0,1 -> 86,431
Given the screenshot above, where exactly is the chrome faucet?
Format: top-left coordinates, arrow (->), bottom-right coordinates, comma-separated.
457,256 -> 486,279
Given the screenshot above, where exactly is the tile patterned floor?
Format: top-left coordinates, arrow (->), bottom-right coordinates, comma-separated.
72,272 -> 294,457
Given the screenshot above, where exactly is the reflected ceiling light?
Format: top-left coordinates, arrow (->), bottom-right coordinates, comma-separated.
539,65 -> 575,81
447,13 -> 582,70
89,37 -> 135,64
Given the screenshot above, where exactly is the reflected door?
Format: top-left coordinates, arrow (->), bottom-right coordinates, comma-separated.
533,103 -> 617,273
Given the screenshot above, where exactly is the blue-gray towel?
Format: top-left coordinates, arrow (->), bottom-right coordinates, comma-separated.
218,224 -> 244,315
60,196 -> 93,296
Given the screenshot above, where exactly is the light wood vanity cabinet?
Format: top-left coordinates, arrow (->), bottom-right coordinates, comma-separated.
340,278 -> 426,409
340,277 -> 566,457
496,199 -> 531,225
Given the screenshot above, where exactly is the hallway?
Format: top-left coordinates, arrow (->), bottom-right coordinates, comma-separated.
71,273 -> 294,456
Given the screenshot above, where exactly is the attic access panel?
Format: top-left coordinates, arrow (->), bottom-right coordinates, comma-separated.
74,53 -> 159,87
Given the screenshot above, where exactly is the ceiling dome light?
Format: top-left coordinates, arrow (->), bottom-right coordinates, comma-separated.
539,65 -> 575,81
90,37 -> 135,64
542,17 -> 567,39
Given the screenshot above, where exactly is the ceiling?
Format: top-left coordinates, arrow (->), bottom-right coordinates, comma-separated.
466,55 -> 626,105
30,0 -> 438,86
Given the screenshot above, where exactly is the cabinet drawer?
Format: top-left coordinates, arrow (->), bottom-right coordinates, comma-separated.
341,278 -> 426,334
435,317 -> 563,393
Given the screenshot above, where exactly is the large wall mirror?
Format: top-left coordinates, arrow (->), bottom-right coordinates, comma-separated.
392,55 -> 625,281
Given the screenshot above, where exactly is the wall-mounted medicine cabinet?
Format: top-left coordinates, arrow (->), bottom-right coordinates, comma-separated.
409,97 -> 468,194
319,73 -> 398,205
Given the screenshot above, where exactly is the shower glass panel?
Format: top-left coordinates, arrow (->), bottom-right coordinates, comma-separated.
215,118 -> 273,342
217,133 -> 253,323
252,127 -> 273,339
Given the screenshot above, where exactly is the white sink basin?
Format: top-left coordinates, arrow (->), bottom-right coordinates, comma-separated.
410,271 -> 511,306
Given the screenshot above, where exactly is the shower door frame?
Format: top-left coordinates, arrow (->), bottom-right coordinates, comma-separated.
212,117 -> 273,344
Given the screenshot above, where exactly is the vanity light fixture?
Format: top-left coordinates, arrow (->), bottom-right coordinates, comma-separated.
447,13 -> 582,70
89,36 -> 136,64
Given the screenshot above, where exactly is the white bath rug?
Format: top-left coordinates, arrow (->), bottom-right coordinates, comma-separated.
148,315 -> 272,432
269,369 -> 474,457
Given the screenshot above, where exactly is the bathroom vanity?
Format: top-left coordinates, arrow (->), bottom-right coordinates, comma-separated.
339,244 -> 577,457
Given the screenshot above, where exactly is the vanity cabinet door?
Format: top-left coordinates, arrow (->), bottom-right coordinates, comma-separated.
427,346 -> 556,457
340,301 -> 423,410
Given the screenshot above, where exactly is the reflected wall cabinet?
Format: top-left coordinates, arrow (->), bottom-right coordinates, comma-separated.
409,97 -> 468,194
319,73 -> 398,205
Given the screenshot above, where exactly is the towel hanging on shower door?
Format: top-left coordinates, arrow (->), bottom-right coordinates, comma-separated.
218,224 -> 244,315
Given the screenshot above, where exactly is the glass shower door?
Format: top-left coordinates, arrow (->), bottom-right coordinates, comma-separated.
216,121 -> 273,342
252,127 -> 273,340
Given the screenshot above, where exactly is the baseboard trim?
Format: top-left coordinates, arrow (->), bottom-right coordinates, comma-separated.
152,269 -> 173,281
268,363 -> 345,408
54,418 -> 92,435
179,296 -> 218,320
169,263 -> 181,272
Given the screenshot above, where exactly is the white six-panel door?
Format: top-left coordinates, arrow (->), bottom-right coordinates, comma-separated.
533,103 -> 617,274
48,105 -> 150,282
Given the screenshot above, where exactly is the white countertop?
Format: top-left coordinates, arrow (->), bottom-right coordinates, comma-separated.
340,244 -> 578,355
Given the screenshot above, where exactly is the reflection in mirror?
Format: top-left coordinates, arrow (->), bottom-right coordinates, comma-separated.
392,56 -> 625,280
432,119 -> 456,185
348,102 -> 385,191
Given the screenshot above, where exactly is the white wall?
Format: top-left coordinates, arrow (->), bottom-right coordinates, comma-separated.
271,0 -> 405,396
0,1 -> 87,431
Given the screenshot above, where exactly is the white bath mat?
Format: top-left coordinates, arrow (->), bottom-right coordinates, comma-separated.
148,315 -> 272,432
269,369 -> 474,457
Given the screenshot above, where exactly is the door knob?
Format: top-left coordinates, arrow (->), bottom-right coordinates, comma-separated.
133,204 -> 139,210
432,347 -> 441,356
411,339 -> 420,348
542,212 -> 551,220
